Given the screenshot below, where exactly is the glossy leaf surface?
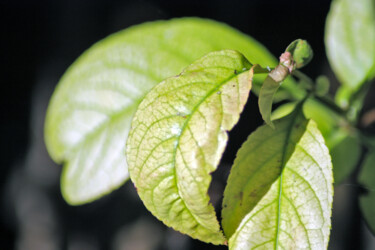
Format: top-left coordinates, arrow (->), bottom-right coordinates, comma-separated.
45,17 -> 292,204
227,119 -> 333,249
126,50 -> 253,244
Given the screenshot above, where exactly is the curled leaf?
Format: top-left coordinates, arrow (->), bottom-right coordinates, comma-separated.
126,50 -> 254,244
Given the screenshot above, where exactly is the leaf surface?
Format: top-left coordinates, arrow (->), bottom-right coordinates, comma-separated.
227,117 -> 333,249
45,17 -> 294,204
325,0 -> 375,90
331,134 -> 361,184
358,150 -> 375,234
272,99 -> 359,184
222,106 -> 308,237
126,50 -> 253,244
258,70 -> 285,128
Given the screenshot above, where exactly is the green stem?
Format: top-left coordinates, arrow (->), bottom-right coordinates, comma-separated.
291,70 -> 375,150
314,95 -> 347,117
292,70 -> 314,87
292,70 -> 348,118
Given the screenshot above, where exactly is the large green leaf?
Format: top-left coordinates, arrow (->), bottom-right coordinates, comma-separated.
126,50 -> 253,244
222,106 -> 309,238
358,150 -> 375,234
227,119 -> 333,249
325,0 -> 375,90
45,17 -> 297,205
272,99 -> 361,184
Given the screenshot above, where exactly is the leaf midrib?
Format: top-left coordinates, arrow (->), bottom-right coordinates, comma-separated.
64,102 -> 139,160
274,108 -> 304,250
168,69 -> 248,234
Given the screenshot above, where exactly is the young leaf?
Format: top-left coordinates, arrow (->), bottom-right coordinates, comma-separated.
45,17 -> 296,205
126,50 -> 253,244
222,106 -> 309,238
258,52 -> 294,128
358,150 -> 375,234
286,39 -> 313,69
258,69 -> 288,128
325,0 -> 375,90
227,118 -> 333,249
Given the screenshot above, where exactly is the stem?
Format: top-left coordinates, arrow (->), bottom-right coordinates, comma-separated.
314,95 -> 347,117
292,70 -> 314,88
291,71 -> 375,151
292,70 -> 348,118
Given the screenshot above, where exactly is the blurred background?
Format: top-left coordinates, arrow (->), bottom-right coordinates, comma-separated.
1,0 -> 375,249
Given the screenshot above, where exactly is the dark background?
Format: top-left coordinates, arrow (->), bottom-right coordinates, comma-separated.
1,0 -> 374,249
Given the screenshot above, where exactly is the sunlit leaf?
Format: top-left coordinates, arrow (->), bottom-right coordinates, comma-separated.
45,17 -> 296,205
126,50 -> 253,244
325,0 -> 375,90
227,117 -> 333,249
272,99 -> 358,184
358,150 -> 375,234
271,99 -> 342,140
222,106 -> 308,238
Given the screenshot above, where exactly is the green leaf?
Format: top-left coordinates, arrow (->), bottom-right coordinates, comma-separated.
258,48 -> 301,128
286,39 -> 313,69
315,76 -> 330,97
359,193 -> 375,235
126,50 -> 253,244
227,118 -> 333,249
272,99 -> 360,185
358,150 -> 375,190
258,72 -> 284,128
222,106 -> 309,238
45,17 -> 296,205
271,99 -> 342,140
331,134 -> 361,184
358,150 -> 375,234
325,0 -> 375,90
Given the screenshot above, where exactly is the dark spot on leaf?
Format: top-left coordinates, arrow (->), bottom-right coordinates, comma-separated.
234,69 -> 238,74
249,190 -> 258,197
232,84 -> 236,87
